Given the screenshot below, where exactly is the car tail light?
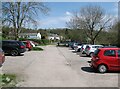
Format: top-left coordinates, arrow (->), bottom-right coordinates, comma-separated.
95,56 -> 100,61
20,46 -> 25,48
82,48 -> 84,51
87,47 -> 90,50
75,46 -> 78,48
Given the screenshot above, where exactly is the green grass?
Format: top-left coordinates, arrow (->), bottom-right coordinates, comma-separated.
38,44 -> 47,46
32,47 -> 43,51
0,74 -> 17,87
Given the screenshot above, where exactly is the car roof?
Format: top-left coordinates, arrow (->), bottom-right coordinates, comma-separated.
87,45 -> 103,46
98,47 -> 120,50
2,40 -> 19,42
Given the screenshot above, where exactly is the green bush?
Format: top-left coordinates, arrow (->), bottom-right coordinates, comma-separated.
41,39 -> 50,45
32,47 -> 43,51
19,38 -> 50,45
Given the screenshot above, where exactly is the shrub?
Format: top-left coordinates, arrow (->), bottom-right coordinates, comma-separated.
0,74 -> 17,87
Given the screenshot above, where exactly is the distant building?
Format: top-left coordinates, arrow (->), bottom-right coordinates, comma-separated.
19,33 -> 41,39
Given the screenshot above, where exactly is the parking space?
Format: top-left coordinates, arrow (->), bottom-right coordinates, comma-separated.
1,45 -> 119,87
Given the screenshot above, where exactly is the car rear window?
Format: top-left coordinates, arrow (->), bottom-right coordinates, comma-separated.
18,41 -> 25,46
0,48 -> 3,52
104,50 -> 116,57
118,50 -> 120,57
94,49 -> 100,56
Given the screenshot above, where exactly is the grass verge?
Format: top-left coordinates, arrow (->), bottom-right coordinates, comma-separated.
32,47 -> 43,51
0,74 -> 17,87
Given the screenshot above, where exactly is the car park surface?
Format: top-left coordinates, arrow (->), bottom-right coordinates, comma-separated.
2,45 -> 119,87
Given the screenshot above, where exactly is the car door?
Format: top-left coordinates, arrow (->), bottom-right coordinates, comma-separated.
104,50 -> 118,70
116,50 -> 120,71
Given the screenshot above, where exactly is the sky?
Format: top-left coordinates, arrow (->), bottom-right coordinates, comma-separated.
28,2 -> 119,29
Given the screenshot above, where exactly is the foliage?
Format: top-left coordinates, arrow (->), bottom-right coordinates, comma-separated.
66,5 -> 112,44
0,74 -> 17,87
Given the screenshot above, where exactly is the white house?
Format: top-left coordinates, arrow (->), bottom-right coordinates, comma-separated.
47,33 -> 61,40
19,33 -> 41,39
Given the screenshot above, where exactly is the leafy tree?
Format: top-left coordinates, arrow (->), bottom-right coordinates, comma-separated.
2,2 -> 49,40
67,5 -> 111,44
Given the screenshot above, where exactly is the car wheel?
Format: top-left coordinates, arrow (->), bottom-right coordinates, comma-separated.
98,65 -> 107,73
90,52 -> 94,57
77,48 -> 80,52
11,50 -> 19,56
28,49 -> 31,51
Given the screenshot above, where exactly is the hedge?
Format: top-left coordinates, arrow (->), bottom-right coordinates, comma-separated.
19,38 -> 50,45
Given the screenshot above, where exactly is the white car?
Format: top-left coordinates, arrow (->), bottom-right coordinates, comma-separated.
30,41 -> 36,47
85,45 -> 103,57
80,44 -> 90,54
74,45 -> 82,52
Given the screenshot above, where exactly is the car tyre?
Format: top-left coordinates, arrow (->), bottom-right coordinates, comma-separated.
11,50 -> 19,56
98,65 -> 107,73
90,52 -> 94,57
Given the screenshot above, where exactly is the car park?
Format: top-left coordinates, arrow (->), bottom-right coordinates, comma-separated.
90,47 -> 120,73
0,48 -> 5,66
2,40 -> 26,56
85,45 -> 103,57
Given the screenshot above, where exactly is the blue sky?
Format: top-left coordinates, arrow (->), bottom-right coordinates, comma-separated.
35,2 -> 118,29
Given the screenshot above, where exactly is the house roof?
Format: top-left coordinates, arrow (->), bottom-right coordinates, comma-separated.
19,33 -> 39,36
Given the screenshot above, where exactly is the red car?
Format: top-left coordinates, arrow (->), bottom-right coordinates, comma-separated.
22,41 -> 32,51
90,47 -> 120,73
0,48 -> 5,66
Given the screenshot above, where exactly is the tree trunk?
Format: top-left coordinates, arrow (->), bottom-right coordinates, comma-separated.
90,39 -> 95,45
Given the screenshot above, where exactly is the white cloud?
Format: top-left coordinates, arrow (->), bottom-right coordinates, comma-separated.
66,11 -> 72,16
37,12 -> 72,28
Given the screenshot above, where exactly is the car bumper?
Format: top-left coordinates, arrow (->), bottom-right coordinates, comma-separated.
90,60 -> 98,69
19,48 -> 26,53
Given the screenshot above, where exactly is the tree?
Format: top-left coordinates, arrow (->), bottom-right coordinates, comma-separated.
2,2 -> 49,40
67,5 -> 111,44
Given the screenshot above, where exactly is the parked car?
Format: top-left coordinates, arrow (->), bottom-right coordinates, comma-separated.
85,45 -> 103,57
70,42 -> 81,50
29,41 -> 36,47
74,44 -> 82,52
90,47 -> 120,73
2,40 -> 26,56
0,48 -> 5,66
80,44 -> 90,54
32,41 -> 39,46
22,41 -> 33,51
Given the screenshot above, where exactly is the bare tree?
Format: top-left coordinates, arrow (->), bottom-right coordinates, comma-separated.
2,2 -> 49,40
67,5 -> 111,44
